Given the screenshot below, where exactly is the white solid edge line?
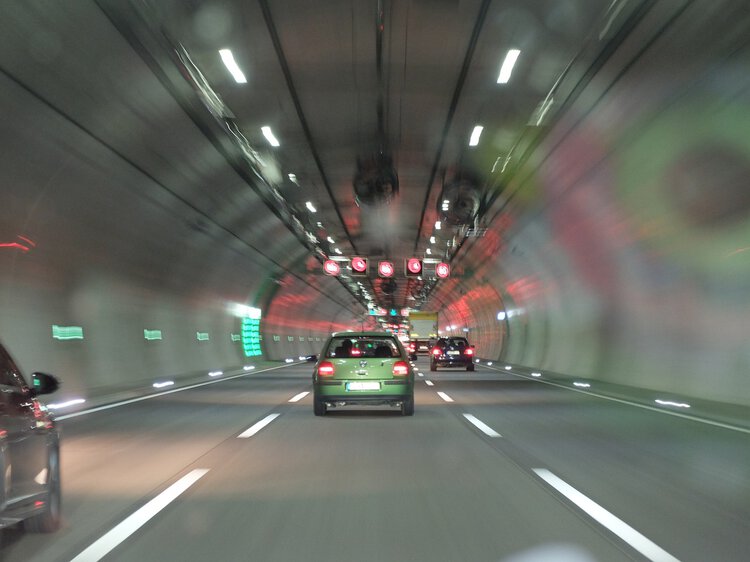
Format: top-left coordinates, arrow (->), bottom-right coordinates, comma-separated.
55,364 -> 292,421
437,391 -> 453,402
238,413 -> 280,438
491,367 -> 750,435
425,380 -> 434,386
288,391 -> 310,403
70,469 -> 210,562
462,413 -> 501,437
533,469 -> 679,562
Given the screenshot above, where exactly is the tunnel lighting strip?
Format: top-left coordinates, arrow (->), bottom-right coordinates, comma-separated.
437,392 -> 454,403
288,391 -> 309,403
462,414 -> 501,438
219,49 -> 247,83
238,413 -> 280,438
54,364 -> 289,421
533,469 -> 679,562
70,469 -> 210,562
484,365 -> 750,435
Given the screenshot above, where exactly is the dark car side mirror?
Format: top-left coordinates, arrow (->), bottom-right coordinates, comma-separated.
31,372 -> 60,396
306,354 -> 318,362
409,353 -> 418,361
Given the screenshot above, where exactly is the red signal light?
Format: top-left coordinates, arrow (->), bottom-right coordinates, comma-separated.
318,361 -> 335,376
351,256 -> 369,275
405,258 -> 423,276
378,261 -> 395,277
323,260 -> 341,276
436,262 -> 450,278
392,361 -> 409,376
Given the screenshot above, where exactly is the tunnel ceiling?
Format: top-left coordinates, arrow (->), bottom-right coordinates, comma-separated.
10,0 -> 617,319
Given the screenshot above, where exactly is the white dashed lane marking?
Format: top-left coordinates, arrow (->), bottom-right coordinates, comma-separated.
462,413 -> 501,437
238,413 -> 281,438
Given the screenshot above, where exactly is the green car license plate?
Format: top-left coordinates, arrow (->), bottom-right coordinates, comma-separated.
346,381 -> 380,391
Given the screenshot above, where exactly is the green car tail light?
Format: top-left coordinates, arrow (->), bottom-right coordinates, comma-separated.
318,361 -> 335,376
392,361 -> 409,376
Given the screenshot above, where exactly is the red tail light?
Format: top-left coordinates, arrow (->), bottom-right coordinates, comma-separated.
464,347 -> 474,356
392,361 -> 409,376
350,348 -> 362,357
318,361 -> 335,377
408,342 -> 416,352
432,348 -> 441,356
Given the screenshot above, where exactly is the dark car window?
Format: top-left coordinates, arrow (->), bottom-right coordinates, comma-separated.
436,337 -> 469,348
0,345 -> 26,390
327,336 -> 398,358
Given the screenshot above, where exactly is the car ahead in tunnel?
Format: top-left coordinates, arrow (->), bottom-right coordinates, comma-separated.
0,343 -> 61,533
313,332 -> 415,416
414,338 -> 434,354
430,337 -> 475,371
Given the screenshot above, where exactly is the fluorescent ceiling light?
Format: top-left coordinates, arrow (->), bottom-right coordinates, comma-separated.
288,173 -> 298,184
429,236 -> 436,244
426,248 -> 432,255
261,126 -> 280,147
327,236 -> 335,243
497,49 -> 521,84
219,49 -> 247,83
305,201 -> 317,213
469,125 -> 484,146
334,248 -> 343,255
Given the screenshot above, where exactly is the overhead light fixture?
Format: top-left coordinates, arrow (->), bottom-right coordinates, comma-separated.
261,126 -> 280,147
334,248 -> 343,255
219,49 -> 247,83
288,173 -> 299,184
426,248 -> 432,255
469,125 -> 483,147
497,49 -> 521,84
327,236 -> 335,244
429,236 -> 436,244
305,201 -> 317,213
435,220 -> 442,230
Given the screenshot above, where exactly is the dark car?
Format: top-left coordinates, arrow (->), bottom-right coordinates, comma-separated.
430,337 -> 475,371
414,339 -> 434,354
313,332 -> 415,416
0,342 -> 61,532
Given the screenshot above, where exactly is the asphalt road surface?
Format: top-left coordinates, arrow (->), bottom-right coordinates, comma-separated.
3,358 -> 748,561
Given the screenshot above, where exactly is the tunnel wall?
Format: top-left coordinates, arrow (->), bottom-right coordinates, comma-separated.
465,2 -> 750,406
0,73 -> 261,397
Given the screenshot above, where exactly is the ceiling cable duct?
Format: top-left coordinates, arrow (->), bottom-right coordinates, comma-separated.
353,0 -> 398,209
412,0 -> 491,254
259,0 -> 359,256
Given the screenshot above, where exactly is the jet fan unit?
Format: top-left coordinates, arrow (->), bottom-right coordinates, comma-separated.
353,153 -> 399,206
437,170 -> 481,226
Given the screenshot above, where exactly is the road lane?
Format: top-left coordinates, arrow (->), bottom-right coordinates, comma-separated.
2,365 -> 313,562
5,357 -> 746,561
92,380 -> 634,562
423,360 -> 750,561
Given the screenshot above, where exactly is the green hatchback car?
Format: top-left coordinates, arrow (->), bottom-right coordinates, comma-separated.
313,332 -> 415,416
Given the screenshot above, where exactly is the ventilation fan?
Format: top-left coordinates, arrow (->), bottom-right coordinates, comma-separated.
437,169 -> 481,226
353,153 -> 399,206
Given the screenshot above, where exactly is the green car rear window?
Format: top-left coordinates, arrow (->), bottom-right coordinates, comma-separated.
326,337 -> 398,358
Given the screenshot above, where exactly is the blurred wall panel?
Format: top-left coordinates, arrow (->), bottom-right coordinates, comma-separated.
474,1 -> 750,406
